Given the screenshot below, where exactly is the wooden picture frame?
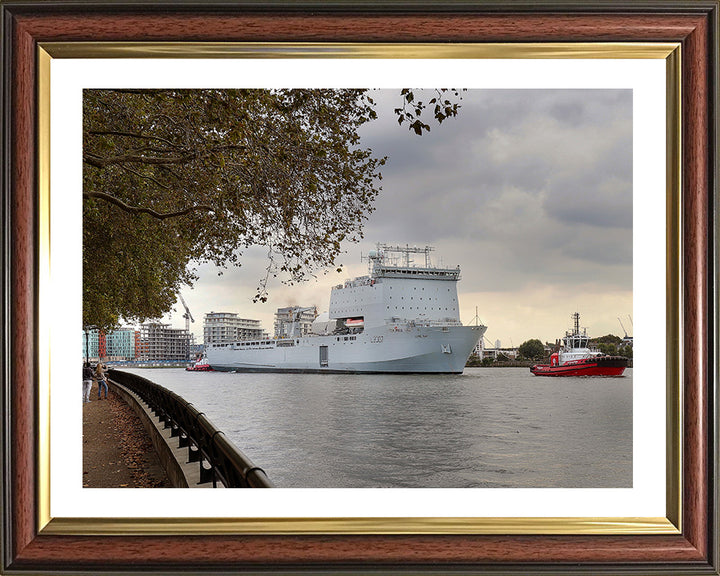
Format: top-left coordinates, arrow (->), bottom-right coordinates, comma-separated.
2,1 -> 717,573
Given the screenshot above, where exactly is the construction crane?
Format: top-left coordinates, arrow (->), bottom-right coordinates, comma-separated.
179,293 -> 195,334
618,316 -> 633,347
617,317 -> 629,338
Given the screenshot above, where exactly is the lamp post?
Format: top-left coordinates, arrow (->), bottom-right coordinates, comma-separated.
84,327 -> 90,364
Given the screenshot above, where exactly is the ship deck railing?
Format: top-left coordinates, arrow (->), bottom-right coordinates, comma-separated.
376,267 -> 461,280
389,318 -> 465,328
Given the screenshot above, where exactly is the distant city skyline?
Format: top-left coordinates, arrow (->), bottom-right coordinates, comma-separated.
152,89 -> 632,347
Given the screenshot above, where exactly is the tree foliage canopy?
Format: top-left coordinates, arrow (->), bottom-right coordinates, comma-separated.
518,338 -> 546,360
394,88 -> 464,135
83,88 -> 463,331
597,343 -> 618,356
618,345 -> 633,359
591,334 -> 622,345
83,89 -> 388,330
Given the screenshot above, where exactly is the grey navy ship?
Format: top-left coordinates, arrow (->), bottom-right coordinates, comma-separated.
206,244 -> 486,374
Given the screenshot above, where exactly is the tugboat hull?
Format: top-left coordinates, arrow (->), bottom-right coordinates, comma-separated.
531,355 -> 628,377
186,364 -> 213,372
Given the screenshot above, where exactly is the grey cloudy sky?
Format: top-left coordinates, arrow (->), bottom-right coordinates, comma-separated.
167,89 -> 633,346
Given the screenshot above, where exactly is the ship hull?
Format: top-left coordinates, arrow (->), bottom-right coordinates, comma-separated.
186,364 -> 213,372
207,325 -> 484,374
530,356 -> 628,377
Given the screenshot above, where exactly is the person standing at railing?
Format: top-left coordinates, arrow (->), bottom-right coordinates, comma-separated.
95,362 -> 108,400
82,362 -> 93,403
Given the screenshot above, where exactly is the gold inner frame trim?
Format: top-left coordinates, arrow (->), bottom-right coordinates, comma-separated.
43,516 -> 678,536
41,41 -> 679,59
665,45 -> 683,532
36,42 -> 682,537
37,46 -> 52,534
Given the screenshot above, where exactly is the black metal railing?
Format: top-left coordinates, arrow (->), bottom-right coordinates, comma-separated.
109,369 -> 273,488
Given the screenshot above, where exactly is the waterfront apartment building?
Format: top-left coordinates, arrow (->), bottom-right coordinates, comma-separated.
81,327 -> 138,361
274,306 -> 317,338
107,328 -> 137,359
137,322 -> 192,361
203,312 -> 264,344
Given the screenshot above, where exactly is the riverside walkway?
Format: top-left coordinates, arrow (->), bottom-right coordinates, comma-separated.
82,383 -> 170,488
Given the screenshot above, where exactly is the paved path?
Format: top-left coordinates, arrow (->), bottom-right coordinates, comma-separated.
83,383 -> 170,488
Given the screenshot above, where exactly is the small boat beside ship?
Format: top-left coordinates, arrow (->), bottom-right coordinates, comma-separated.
530,312 -> 628,377
186,354 -> 213,371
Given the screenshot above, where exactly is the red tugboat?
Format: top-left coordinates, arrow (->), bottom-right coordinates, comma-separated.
186,354 -> 213,372
530,312 -> 628,377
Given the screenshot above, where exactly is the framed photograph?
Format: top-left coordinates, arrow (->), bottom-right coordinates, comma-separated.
2,1 -> 717,574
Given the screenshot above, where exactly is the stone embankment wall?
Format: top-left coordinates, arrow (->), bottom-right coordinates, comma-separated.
109,380 -> 209,488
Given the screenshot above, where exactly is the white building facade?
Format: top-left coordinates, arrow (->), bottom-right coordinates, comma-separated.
203,312 -> 264,344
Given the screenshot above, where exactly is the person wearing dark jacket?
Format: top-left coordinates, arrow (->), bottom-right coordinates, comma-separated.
82,362 -> 93,403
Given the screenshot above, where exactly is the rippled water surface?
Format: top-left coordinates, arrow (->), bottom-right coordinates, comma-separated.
122,367 -> 632,488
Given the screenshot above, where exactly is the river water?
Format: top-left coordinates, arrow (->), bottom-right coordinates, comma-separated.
121,367 -> 632,488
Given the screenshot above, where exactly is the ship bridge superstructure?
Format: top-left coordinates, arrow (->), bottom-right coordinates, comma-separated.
368,244 -> 461,281
328,244 -> 464,330
563,312 -> 591,349
559,312 -> 602,363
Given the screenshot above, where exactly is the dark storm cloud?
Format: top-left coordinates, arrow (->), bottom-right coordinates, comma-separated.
355,89 -> 633,292
546,173 -> 632,230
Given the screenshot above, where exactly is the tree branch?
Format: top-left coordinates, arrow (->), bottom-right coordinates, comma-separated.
83,191 -> 214,220
84,152 -> 196,167
87,130 -> 180,148
84,143 -> 246,169
117,164 -> 171,190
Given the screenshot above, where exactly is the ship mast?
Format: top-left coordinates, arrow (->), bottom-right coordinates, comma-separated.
376,244 -> 435,268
